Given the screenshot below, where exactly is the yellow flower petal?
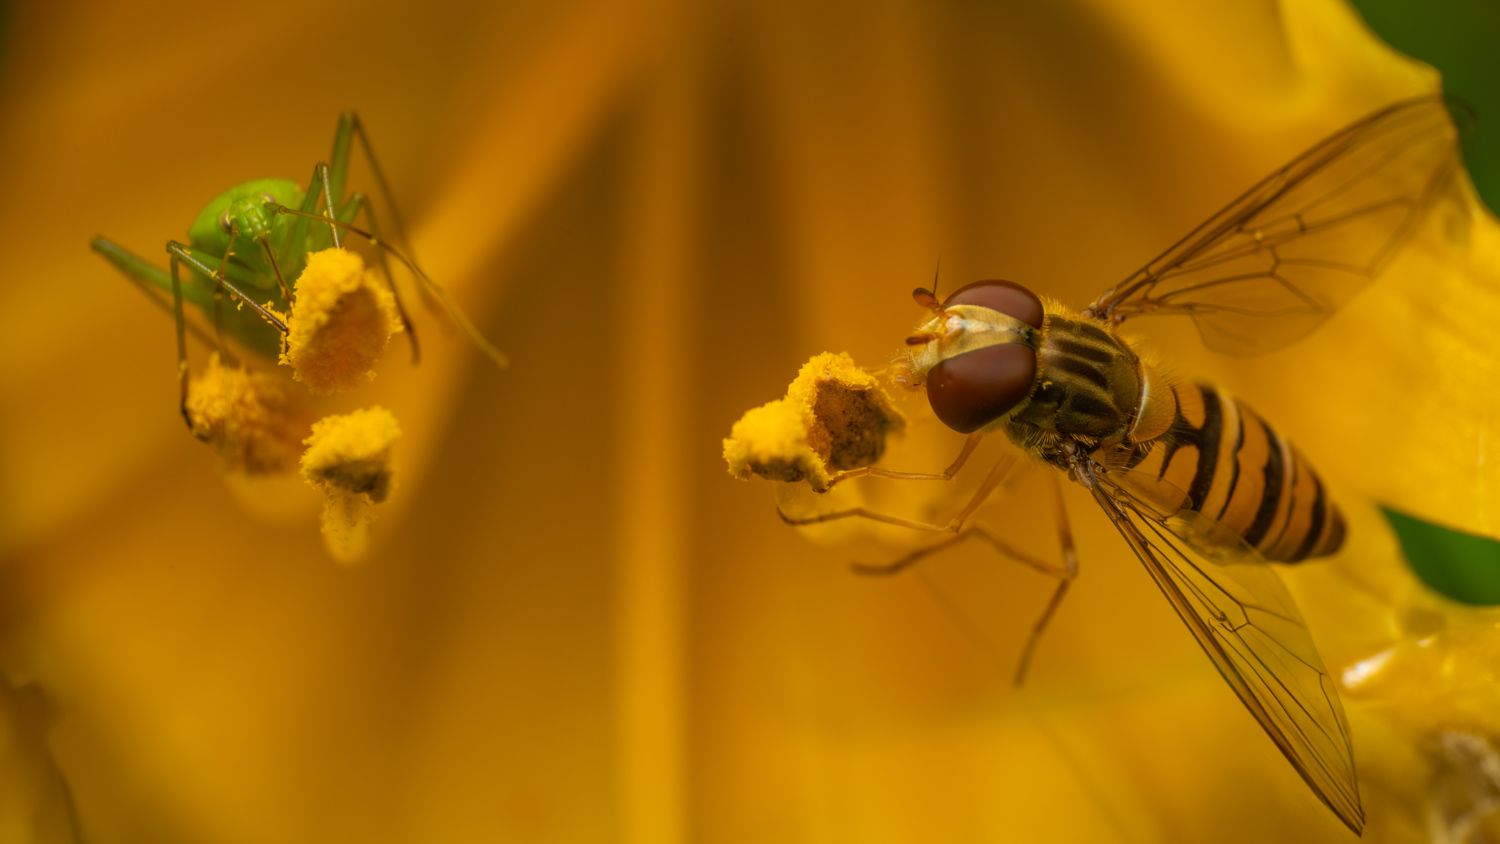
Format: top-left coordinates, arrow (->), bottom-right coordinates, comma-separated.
10,0 -> 1500,841
0,681 -> 76,842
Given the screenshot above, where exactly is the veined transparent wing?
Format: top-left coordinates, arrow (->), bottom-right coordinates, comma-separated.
1082,472 -> 1363,834
1088,97 -> 1461,355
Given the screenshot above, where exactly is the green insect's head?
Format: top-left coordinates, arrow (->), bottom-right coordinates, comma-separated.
222,193 -> 277,241
188,178 -> 305,256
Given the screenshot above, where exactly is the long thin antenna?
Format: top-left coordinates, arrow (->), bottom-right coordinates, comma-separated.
911,259 -> 945,312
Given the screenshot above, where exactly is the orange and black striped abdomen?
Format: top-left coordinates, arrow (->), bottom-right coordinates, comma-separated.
1134,384 -> 1344,562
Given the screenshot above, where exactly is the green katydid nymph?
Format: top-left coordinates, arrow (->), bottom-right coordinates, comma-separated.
92,113 -> 506,561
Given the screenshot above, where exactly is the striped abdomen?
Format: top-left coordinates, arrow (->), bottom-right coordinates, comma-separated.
1130,384 -> 1344,562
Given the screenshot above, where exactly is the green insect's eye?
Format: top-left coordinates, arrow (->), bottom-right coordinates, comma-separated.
258,193 -> 276,205
218,209 -> 232,234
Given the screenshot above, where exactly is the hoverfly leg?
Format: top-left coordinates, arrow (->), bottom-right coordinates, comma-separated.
947,447 -> 1018,527
777,504 -> 949,533
826,431 -> 985,490
781,442 -> 1082,682
1013,472 -> 1079,687
851,522 -> 1071,676
778,445 -> 1013,531
836,466 -> 1078,686
852,467 -> 1074,686
851,523 -> 1060,579
786,444 -> 1080,685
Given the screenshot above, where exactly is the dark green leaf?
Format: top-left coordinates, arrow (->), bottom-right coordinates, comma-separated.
1348,0 -> 1500,214
1383,507 -> 1500,606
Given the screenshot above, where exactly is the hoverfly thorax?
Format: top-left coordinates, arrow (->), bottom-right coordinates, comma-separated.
1007,312 -> 1179,447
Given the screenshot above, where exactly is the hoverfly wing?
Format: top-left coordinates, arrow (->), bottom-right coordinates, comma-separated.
1083,474 -> 1364,834
1089,97 -> 1461,356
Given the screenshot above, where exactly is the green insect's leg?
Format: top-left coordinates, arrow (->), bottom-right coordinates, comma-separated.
255,233 -> 292,305
267,206 -> 507,369
209,228 -> 242,365
328,113 -> 355,217
92,236 -> 174,298
312,162 -> 341,250
280,173 -> 313,271
281,111 -> 362,262
167,248 -> 193,430
287,162 -> 341,264
279,115 -> 411,297
333,113 -> 426,355
211,285 -> 237,366
166,242 -> 288,335
91,237 -> 214,346
342,192 -> 420,364
177,244 -> 286,359
335,113 -> 412,255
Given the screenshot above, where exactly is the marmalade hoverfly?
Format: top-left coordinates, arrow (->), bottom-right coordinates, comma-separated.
782,96 -> 1464,835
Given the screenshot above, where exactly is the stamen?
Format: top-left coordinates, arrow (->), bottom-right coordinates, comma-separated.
300,406 -> 403,563
280,248 -> 402,395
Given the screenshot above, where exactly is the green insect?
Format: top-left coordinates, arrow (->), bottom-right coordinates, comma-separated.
92,113 -> 505,419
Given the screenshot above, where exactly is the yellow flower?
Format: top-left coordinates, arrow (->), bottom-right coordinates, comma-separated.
2,1 -> 1498,843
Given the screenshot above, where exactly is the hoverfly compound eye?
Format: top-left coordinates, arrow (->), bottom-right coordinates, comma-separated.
218,209 -> 232,234
941,279 -> 1045,328
924,280 -> 1043,433
927,344 -> 1037,433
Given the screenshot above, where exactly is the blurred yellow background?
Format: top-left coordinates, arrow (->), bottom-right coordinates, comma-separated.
1,0 -> 1497,842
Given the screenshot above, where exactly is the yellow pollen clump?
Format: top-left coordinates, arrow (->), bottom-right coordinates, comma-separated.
723,352 -> 904,492
281,247 -> 402,395
300,406 -> 402,563
183,352 -> 310,474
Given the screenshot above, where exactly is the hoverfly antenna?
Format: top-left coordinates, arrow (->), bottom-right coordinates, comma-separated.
912,259 -> 944,312
912,288 -> 940,310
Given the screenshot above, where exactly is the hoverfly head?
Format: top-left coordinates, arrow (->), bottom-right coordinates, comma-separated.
909,280 -> 1044,434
